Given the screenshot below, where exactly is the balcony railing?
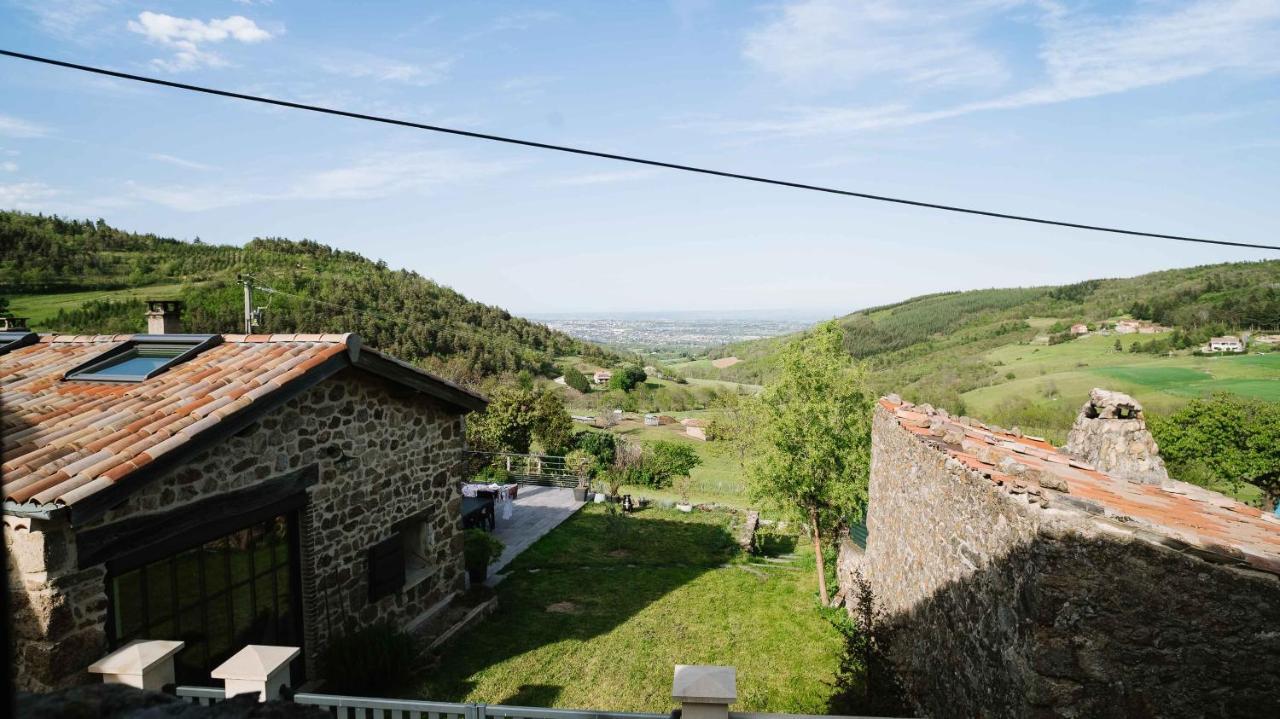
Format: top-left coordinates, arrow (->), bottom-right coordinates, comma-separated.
464,450 -> 588,488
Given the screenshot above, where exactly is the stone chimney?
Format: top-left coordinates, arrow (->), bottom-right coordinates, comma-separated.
145,300 -> 183,335
0,316 -> 29,331
1065,388 -> 1168,485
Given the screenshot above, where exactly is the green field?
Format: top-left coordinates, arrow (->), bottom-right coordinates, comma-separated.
966,335 -> 1280,417
9,283 -> 191,325
419,505 -> 843,713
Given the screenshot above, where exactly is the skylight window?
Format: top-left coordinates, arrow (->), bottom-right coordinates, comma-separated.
64,335 -> 221,383
0,331 -> 38,356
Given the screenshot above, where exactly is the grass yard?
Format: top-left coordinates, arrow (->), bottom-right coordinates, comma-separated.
8,283 -> 194,325
610,421 -> 750,508
419,505 -> 843,713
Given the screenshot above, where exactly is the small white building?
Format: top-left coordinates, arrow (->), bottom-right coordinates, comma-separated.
1207,336 -> 1244,352
593,370 -> 613,384
1114,320 -> 1140,334
1070,323 -> 1089,336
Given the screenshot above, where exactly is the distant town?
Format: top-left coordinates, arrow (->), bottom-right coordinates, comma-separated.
528,311 -> 828,352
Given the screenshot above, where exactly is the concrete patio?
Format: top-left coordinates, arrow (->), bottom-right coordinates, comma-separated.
486,485 -> 585,579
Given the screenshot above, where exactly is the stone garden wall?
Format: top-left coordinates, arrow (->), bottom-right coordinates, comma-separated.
7,368 -> 468,691
847,404 -> 1280,718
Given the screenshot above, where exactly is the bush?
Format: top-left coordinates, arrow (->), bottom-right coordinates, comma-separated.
320,622 -> 419,695
472,464 -> 511,484
607,364 -> 647,391
641,440 -> 702,489
564,448 -> 598,477
573,430 -> 617,468
562,366 -> 591,393
463,529 -> 506,571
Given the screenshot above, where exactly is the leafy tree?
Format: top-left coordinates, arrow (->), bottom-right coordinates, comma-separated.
640,440 -> 702,489
466,386 -> 572,454
607,364 -> 647,392
1114,339 -> 1123,352
1149,394 -> 1280,511
562,365 -> 591,393
739,321 -> 875,605
532,388 -> 573,454
572,430 -> 617,469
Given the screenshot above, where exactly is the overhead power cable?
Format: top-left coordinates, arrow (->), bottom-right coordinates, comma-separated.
2,48 -> 1277,252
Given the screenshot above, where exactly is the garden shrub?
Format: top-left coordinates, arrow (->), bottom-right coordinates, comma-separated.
320,621 -> 419,695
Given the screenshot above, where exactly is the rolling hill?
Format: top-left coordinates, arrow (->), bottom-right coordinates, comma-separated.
0,211 -> 613,387
673,260 -> 1280,441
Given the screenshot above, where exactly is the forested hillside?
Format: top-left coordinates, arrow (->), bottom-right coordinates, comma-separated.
0,211 -> 612,386
681,260 -> 1280,428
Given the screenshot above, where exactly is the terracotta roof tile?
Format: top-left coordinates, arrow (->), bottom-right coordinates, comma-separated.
882,397 -> 1280,576
1,334 -> 354,511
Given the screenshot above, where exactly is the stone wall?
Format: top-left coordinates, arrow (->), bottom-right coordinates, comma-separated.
7,367 -> 468,691
843,404 -> 1280,718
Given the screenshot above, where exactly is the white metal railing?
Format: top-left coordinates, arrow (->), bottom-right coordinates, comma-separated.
175,685 -> 227,705
173,690 -> 670,719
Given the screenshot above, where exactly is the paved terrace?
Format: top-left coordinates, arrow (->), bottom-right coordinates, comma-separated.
487,485 -> 585,580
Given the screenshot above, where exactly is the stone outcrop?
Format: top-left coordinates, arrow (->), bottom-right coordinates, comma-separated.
1064,388 -> 1168,484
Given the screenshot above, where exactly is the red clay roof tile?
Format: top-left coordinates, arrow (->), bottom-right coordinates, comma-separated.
882,397 -> 1280,576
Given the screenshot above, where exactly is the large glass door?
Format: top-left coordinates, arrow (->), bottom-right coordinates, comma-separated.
106,511 -> 304,684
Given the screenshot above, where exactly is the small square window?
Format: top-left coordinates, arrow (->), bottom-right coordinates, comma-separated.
402,519 -> 436,590
65,335 -> 220,383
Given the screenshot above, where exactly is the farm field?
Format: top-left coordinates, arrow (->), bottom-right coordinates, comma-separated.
419,505 -> 842,713
8,283 -> 192,325
964,334 -> 1280,419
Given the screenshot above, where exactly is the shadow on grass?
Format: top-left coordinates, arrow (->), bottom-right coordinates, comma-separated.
419,508 -> 738,703
498,684 -> 564,706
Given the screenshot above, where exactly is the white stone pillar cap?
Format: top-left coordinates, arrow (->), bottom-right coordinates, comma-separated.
88,640 -> 184,677
672,664 -> 737,704
211,645 -> 300,681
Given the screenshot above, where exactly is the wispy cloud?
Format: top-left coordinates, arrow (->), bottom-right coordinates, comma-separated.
128,11 -> 276,72
0,182 -> 59,210
1,162 -> 18,172
549,169 -> 661,186
0,115 -> 49,139
319,53 -> 454,86
127,150 -> 522,211
722,0 -> 1280,137
14,0 -> 114,39
148,153 -> 217,171
744,0 -> 1013,91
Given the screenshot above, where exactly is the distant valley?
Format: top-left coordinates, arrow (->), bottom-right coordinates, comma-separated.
529,311 -> 826,353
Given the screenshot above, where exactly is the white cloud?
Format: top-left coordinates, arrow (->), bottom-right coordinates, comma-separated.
128,11 -> 275,71
0,115 -> 50,139
1,162 -> 18,172
320,54 -> 454,86
14,0 -> 113,39
0,182 -> 58,210
725,0 -> 1280,136
550,169 -> 660,186
148,153 -> 217,171
128,150 -> 521,211
744,0 -> 1013,91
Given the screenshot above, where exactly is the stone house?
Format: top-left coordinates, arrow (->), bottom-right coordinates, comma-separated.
593,370 -> 612,384
1207,335 -> 1244,352
839,389 -> 1280,718
3,312 -> 486,692
1068,323 -> 1088,336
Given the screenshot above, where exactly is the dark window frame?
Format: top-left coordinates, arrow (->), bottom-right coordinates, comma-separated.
0,331 -> 38,356
63,333 -> 222,383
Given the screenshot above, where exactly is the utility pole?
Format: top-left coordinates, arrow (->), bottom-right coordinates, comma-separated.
239,274 -> 254,334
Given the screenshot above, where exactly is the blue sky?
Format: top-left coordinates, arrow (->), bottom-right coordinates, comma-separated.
2,1 -> 1279,314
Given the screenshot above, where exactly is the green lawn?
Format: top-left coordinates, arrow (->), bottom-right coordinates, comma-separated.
419,505 -> 842,713
611,421 -> 750,508
8,283 -> 194,326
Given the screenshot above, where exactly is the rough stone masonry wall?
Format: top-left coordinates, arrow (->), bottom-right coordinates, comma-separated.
853,405 -> 1280,719
7,368 -> 467,691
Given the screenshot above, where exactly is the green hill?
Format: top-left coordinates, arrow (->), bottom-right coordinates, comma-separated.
675,260 -> 1280,441
0,211 -> 612,386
